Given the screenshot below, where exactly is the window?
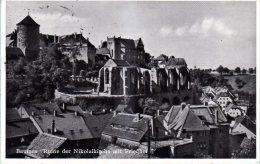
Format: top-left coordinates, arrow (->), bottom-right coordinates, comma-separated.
105,68 -> 109,84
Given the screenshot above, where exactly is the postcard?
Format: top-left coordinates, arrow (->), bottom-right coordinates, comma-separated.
1,0 -> 259,164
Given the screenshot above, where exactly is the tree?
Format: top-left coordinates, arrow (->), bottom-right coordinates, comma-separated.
235,67 -> 241,74
216,65 -> 224,74
248,68 -> 254,74
242,68 -> 247,74
223,67 -> 230,74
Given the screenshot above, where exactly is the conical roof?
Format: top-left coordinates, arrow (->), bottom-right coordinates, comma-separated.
17,15 -> 39,27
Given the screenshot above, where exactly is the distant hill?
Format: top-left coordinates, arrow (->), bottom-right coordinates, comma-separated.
224,75 -> 256,94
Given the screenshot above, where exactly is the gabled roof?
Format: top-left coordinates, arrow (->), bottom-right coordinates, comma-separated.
104,59 -> 130,67
233,115 -> 256,134
59,33 -> 95,48
83,113 -> 113,138
32,113 -> 95,140
166,57 -> 187,67
25,133 -> 66,158
21,102 -> 63,116
102,113 -> 152,142
6,118 -> 38,139
164,104 -> 227,134
107,37 -> 136,49
17,15 -> 40,27
6,47 -> 24,60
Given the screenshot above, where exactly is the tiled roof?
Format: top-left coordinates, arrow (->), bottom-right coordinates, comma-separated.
25,133 -> 66,158
164,104 -> 227,134
6,47 -> 24,60
83,113 -> 113,138
6,108 -> 21,121
21,102 -> 63,116
233,115 -> 256,134
6,118 -> 38,139
102,113 -> 151,142
113,59 -> 131,67
32,113 -> 95,140
17,15 -> 40,26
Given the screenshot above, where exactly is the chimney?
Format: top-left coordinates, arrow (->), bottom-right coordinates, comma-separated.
57,36 -> 60,43
157,110 -> 161,116
75,111 -> 79,116
181,102 -> 186,110
74,32 -> 77,39
62,103 -> 67,111
51,120 -> 55,134
53,110 -> 57,117
215,110 -> 219,125
54,34 -> 56,43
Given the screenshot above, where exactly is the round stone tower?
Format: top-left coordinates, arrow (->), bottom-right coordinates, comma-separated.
17,14 -> 40,61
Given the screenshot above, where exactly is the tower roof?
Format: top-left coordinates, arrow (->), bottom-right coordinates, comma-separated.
17,15 -> 40,27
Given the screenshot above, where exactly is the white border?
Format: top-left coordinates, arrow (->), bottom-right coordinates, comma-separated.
1,0 -> 259,164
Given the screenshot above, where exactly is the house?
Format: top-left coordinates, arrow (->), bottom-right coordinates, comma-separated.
230,115 -> 256,139
83,112 -> 113,138
25,133 -> 67,158
100,113 -> 168,150
100,36 -> 145,66
213,92 -> 234,109
6,117 -> 38,157
224,103 -> 244,118
58,33 -> 96,68
18,102 -> 63,118
163,103 -> 230,158
30,113 -> 104,157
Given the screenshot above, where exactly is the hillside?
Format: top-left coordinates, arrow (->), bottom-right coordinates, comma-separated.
224,75 -> 256,94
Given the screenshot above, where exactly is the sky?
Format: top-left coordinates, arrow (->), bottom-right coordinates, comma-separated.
6,1 -> 256,69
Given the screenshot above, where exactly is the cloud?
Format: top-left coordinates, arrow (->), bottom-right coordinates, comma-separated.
174,17 -> 236,37
31,12 -> 85,35
159,26 -> 173,36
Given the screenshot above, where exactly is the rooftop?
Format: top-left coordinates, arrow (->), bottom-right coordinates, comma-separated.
6,118 -> 38,139
32,113 -> 96,140
25,133 -> 66,158
17,15 -> 40,27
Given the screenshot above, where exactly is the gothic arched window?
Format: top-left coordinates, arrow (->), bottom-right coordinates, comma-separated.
105,68 -> 109,84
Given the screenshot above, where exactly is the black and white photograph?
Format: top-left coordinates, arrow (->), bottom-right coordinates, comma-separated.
2,0 -> 258,161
